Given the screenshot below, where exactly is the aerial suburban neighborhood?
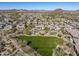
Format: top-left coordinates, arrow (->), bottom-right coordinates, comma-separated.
0,2 -> 79,56
0,9 -> 79,56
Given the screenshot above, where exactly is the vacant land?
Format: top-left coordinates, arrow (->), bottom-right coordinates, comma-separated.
17,35 -> 63,56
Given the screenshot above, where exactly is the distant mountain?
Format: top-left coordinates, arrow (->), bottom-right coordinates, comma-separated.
0,9 -> 79,14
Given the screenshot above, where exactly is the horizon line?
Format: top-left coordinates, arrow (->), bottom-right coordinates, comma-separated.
0,8 -> 79,11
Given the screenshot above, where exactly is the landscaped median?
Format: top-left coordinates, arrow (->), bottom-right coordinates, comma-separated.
17,35 -> 64,56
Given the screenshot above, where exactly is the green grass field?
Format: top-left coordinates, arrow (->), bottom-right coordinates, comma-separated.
17,36 -> 63,56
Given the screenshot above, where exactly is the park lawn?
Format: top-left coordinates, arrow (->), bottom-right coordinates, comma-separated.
17,35 -> 63,56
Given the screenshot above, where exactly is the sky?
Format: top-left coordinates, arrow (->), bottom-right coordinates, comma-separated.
0,2 -> 79,10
